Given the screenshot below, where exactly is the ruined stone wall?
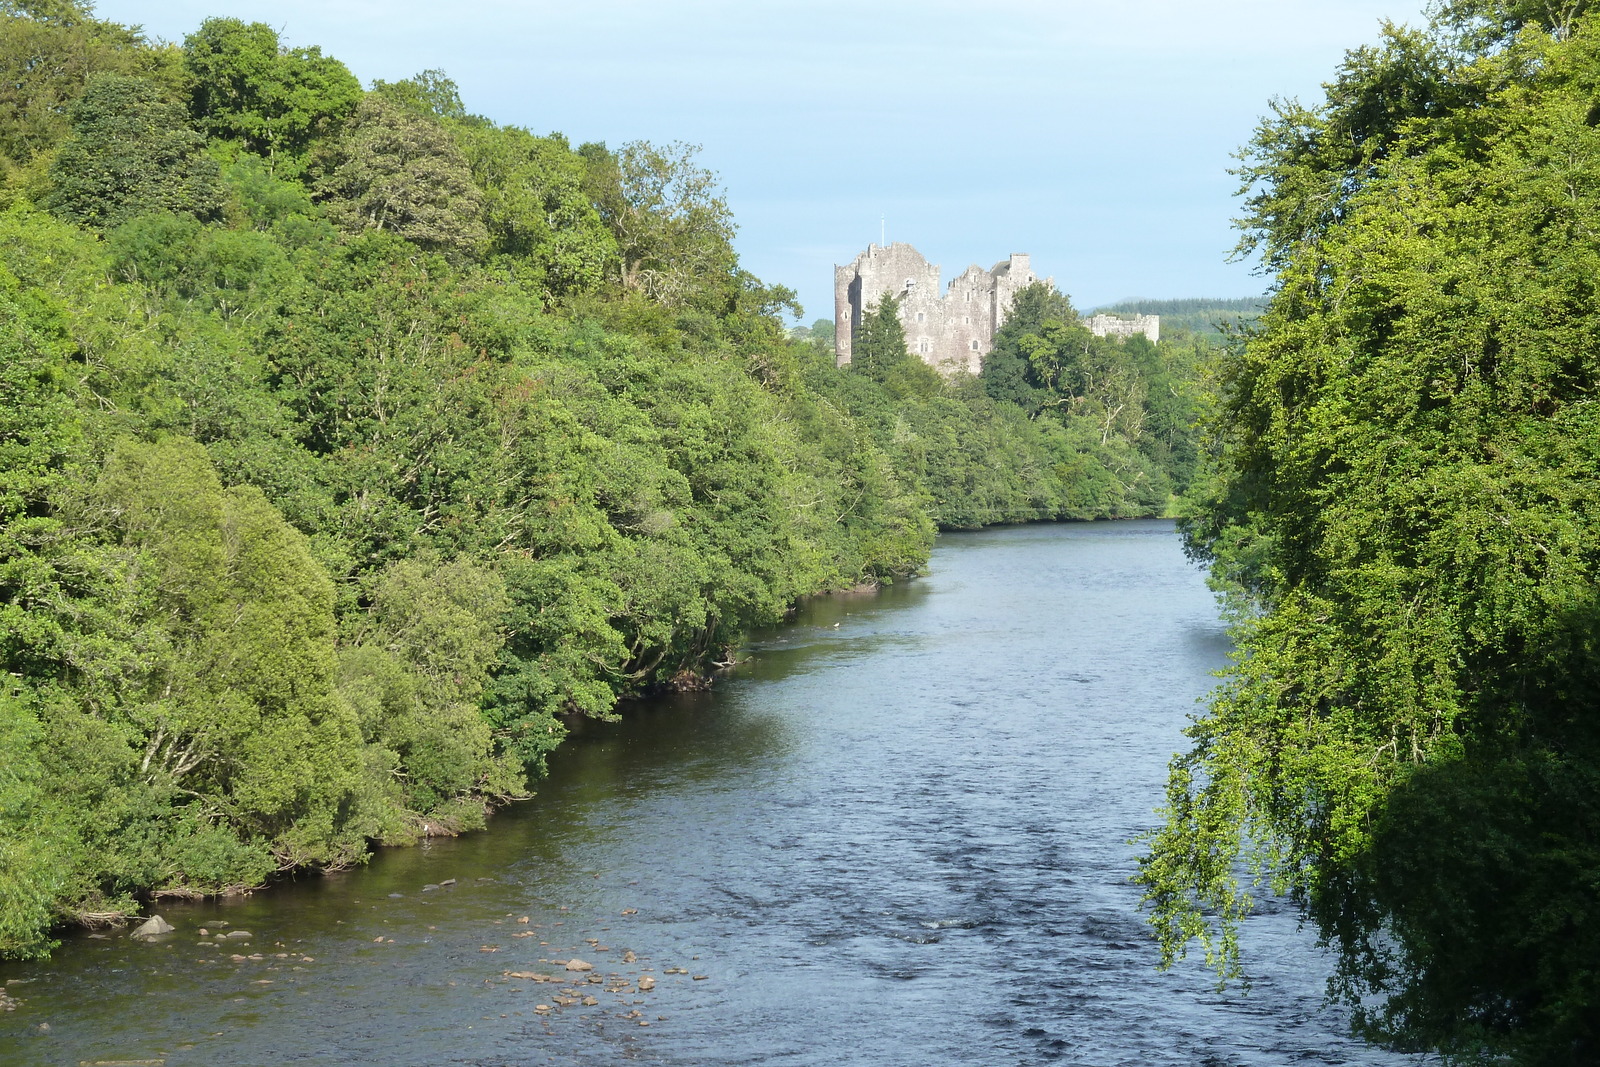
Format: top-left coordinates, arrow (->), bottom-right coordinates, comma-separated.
1084,313 -> 1160,344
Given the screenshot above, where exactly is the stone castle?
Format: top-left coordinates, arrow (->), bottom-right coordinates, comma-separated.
834,243 -> 1158,374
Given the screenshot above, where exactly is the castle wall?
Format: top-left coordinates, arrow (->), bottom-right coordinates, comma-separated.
833,243 -> 1048,375
833,243 -> 1160,374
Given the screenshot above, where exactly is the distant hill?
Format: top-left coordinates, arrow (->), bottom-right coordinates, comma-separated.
1090,297 -> 1264,336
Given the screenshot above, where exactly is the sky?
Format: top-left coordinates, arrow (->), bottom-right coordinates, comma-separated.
92,0 -> 1433,322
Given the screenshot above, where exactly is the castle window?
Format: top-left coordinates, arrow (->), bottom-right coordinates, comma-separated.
970,340 -> 979,351
915,312 -> 925,322
964,290 -> 971,302
905,278 -> 915,290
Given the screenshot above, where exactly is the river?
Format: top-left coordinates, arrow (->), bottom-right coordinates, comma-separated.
0,521 -> 1429,1066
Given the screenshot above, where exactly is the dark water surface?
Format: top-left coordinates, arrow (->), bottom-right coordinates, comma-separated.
1,521 -> 1429,1066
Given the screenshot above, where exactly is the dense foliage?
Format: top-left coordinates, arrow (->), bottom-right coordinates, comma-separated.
1139,5 -> 1600,1063
0,3 -> 1201,959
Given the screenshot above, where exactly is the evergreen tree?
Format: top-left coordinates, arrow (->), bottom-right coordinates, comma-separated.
851,290 -> 905,380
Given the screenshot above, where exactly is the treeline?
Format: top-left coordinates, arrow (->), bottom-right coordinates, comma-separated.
1092,297 -> 1264,335
1139,3 -> 1600,1064
0,3 -> 1201,958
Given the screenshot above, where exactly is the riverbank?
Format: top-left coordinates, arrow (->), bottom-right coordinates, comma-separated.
0,522 -> 1425,1067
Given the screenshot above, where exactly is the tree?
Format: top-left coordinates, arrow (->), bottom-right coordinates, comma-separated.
44,73 -> 223,228
1140,14 -> 1600,1063
851,291 -> 905,377
583,139 -> 737,306
0,0 -> 164,187
981,282 -> 1079,410
183,17 -> 361,169
96,437 -> 389,871
454,119 -> 617,295
848,291 -> 938,397
314,94 -> 486,260
369,68 -> 465,121
337,554 -> 524,826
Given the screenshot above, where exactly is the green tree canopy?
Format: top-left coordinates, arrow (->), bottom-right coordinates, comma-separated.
583,140 -> 737,307
314,94 -> 486,260
0,0 -> 164,187
182,17 -> 360,169
454,120 -> 617,295
1140,12 -> 1600,1063
44,73 -> 223,228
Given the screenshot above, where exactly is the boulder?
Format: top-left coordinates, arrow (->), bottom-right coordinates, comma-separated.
564,958 -> 593,972
129,916 -> 175,940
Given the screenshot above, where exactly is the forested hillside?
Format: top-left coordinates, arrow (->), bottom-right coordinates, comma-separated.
1140,3 -> 1600,1064
0,3 -> 1202,958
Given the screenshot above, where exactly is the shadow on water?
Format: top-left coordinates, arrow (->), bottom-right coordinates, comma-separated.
0,521 -> 1432,1067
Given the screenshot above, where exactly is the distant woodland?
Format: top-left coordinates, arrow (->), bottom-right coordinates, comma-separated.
1091,297 -> 1264,336
0,3 -> 1207,957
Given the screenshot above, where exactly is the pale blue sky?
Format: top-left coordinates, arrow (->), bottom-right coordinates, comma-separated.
94,0 -> 1430,320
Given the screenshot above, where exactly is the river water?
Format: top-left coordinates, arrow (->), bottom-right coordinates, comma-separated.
1,521 -> 1429,1066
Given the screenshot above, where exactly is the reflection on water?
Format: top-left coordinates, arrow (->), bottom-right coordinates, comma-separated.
0,521 -> 1428,1066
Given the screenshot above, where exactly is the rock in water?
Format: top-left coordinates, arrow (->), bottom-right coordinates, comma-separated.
564,959 -> 594,972
637,976 -> 656,991
129,916 -> 175,940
